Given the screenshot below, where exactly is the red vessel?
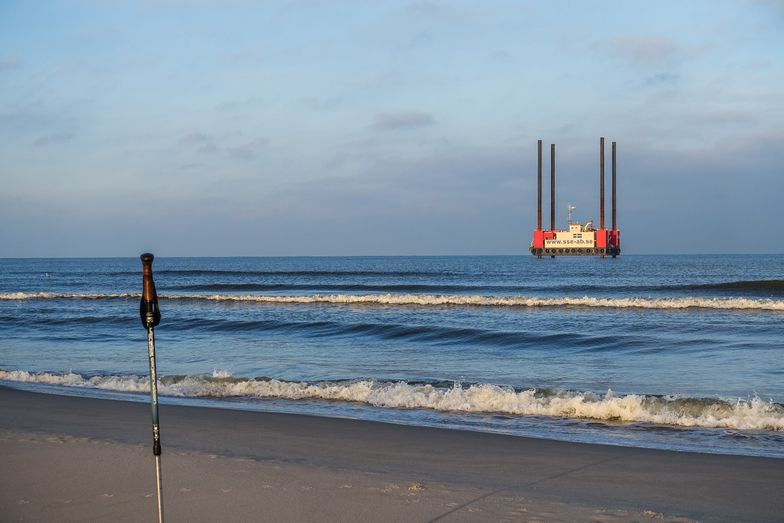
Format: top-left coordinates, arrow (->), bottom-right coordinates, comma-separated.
530,138 -> 620,258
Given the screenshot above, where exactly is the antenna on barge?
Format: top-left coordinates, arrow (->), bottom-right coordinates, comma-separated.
567,204 -> 576,225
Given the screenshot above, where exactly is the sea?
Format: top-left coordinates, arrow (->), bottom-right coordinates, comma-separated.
1,255 -> 783,458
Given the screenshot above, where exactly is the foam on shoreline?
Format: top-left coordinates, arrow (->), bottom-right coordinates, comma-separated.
2,292 -> 783,311
2,369 -> 782,431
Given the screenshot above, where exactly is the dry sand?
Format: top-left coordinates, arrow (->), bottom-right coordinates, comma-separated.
1,386 -> 782,522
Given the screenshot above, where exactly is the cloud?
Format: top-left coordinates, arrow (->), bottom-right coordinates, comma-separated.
687,110 -> 756,126
602,36 -> 678,67
179,132 -> 219,153
179,132 -> 212,145
0,101 -> 80,133
216,96 -> 263,113
0,57 -> 23,71
178,132 -> 267,159
140,0 -> 253,7
642,71 -> 679,87
371,111 -> 435,130
408,31 -> 434,48
228,138 -> 269,160
405,1 -> 457,19
299,95 -> 344,111
752,0 -> 784,14
243,143 -> 529,255
33,132 -> 75,147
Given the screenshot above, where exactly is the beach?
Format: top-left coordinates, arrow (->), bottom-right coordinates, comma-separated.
4,0 -> 784,519
2,386 -> 782,522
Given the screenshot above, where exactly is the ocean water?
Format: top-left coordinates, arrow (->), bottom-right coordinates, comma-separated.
1,255 -> 783,458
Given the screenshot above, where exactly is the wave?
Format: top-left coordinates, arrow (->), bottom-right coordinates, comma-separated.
162,280 -> 784,295
166,317 -> 559,346
688,279 -> 784,294
3,292 -> 783,311
0,311 -> 632,348
0,313 -> 647,350
0,314 -> 132,327
0,292 -> 137,300
15,278 -> 782,296
163,283 -> 481,293
96,270 -> 784,295
2,369 -> 782,431
110,269 -> 449,278
537,280 -> 784,295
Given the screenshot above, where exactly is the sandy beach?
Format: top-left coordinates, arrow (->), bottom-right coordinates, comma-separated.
0,386 -> 782,522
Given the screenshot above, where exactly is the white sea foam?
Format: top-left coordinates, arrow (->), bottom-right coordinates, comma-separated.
0,292 -> 137,300
2,369 -> 782,431
2,292 -> 784,312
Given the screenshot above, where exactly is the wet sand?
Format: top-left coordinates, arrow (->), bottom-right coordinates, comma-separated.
1,386 -> 782,522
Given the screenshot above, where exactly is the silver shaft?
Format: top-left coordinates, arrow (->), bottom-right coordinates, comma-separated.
155,455 -> 164,523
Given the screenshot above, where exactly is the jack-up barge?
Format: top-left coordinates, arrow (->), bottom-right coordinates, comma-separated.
530,138 -> 620,258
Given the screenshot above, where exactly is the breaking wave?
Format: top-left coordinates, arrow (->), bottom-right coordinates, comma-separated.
162,283 -> 480,293
110,269 -> 450,278
0,292 -> 137,300
2,369 -> 782,431
2,292 -> 784,311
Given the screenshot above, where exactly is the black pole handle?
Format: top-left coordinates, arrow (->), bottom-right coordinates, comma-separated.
140,253 -> 161,328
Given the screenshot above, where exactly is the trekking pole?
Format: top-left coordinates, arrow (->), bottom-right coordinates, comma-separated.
140,253 -> 164,523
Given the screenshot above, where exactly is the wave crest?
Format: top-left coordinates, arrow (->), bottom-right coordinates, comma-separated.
2,370 -> 782,431
0,292 -> 137,300
2,292 -> 783,311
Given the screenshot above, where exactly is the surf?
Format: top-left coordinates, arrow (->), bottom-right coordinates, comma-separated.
3,369 -> 783,432
3,292 -> 784,312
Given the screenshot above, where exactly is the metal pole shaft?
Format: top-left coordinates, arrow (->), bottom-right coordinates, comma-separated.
600,137 -> 605,230
155,456 -> 163,523
147,322 -> 164,523
612,141 -> 617,231
537,140 -> 542,231
550,144 -> 556,231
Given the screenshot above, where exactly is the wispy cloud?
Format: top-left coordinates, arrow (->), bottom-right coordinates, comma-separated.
0,57 -> 23,71
228,138 -> 269,160
141,0 -> 253,7
179,132 -> 219,154
371,111 -> 435,130
299,95 -> 344,111
216,96 -> 263,113
752,0 -> 784,15
642,71 -> 679,87
0,100 -> 81,133
688,110 -> 756,126
178,132 -> 267,160
33,132 -> 74,147
602,36 -> 678,67
405,1 -> 458,19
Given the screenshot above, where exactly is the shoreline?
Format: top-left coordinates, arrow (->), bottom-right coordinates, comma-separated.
4,376 -> 783,460
2,386 -> 783,521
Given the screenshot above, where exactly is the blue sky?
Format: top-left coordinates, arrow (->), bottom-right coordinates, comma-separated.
1,0 -> 782,256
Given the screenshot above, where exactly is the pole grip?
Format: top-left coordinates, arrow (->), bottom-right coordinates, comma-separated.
140,253 -> 161,328
153,431 -> 162,456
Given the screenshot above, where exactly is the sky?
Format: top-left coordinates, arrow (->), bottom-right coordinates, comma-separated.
1,0 -> 783,256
